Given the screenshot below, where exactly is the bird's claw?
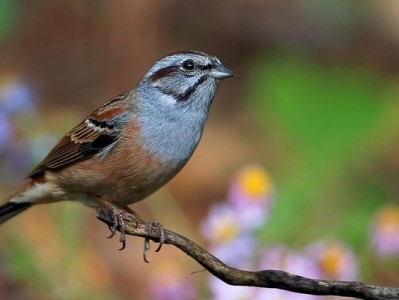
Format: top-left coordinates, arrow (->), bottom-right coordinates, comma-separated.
98,203 -> 132,250
142,220 -> 165,263
97,205 -> 164,259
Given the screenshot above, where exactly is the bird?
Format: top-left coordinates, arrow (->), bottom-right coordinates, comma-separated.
0,50 -> 234,251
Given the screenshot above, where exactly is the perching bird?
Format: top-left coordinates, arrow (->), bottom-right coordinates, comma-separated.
0,50 -> 234,249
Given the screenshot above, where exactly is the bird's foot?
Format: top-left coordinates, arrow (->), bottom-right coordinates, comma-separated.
96,204 -> 165,260
97,203 -> 138,251
143,220 -> 165,263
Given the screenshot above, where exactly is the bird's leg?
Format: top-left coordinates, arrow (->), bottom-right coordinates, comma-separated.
121,205 -> 141,225
121,206 -> 165,262
143,220 -> 165,263
95,201 -> 134,250
95,200 -> 165,260
106,206 -> 119,239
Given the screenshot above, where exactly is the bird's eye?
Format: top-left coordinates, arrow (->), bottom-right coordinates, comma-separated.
181,59 -> 196,72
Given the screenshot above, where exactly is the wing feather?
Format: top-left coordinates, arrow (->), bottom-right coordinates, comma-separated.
29,94 -> 130,178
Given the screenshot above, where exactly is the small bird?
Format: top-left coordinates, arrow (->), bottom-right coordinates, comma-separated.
0,50 -> 234,250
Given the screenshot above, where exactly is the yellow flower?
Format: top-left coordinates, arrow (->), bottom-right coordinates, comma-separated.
214,218 -> 239,243
312,241 -> 357,280
374,205 -> 399,232
237,165 -> 272,199
319,244 -> 346,277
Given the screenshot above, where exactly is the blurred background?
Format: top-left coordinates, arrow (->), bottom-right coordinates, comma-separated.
1,1 -> 399,299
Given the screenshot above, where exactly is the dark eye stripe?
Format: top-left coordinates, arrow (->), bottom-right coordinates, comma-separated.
150,66 -> 179,82
176,75 -> 207,102
151,64 -> 212,83
198,64 -> 213,71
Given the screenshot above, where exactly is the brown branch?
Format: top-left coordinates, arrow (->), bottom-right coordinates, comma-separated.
96,210 -> 399,300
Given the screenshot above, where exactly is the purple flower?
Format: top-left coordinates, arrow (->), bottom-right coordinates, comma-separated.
254,287 -> 320,300
0,77 -> 35,114
201,165 -> 273,246
147,262 -> 197,300
259,245 -> 321,279
200,202 -> 259,268
0,76 -> 38,179
0,110 -> 12,153
371,205 -> 399,257
306,241 -> 358,281
254,245 -> 321,300
201,203 -> 242,245
227,165 -> 273,231
201,165 -> 277,299
209,234 -> 256,268
209,276 -> 255,300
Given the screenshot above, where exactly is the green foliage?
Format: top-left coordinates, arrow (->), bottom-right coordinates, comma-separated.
249,54 -> 396,249
0,0 -> 19,43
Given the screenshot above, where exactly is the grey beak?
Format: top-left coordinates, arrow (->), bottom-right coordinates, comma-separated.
209,64 -> 235,79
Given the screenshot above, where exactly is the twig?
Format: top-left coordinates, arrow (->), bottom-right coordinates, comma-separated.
96,210 -> 399,300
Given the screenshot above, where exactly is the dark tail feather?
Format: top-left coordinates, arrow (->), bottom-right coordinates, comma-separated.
0,202 -> 31,224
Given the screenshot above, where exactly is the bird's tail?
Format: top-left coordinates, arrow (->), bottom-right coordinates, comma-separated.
0,201 -> 31,224
0,177 -> 50,224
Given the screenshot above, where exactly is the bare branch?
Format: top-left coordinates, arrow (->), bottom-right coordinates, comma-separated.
96,210 -> 399,300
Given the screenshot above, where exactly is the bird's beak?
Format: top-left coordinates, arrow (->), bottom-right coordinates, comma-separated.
208,64 -> 235,79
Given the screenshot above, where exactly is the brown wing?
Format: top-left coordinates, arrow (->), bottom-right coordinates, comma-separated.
29,94 -> 130,178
